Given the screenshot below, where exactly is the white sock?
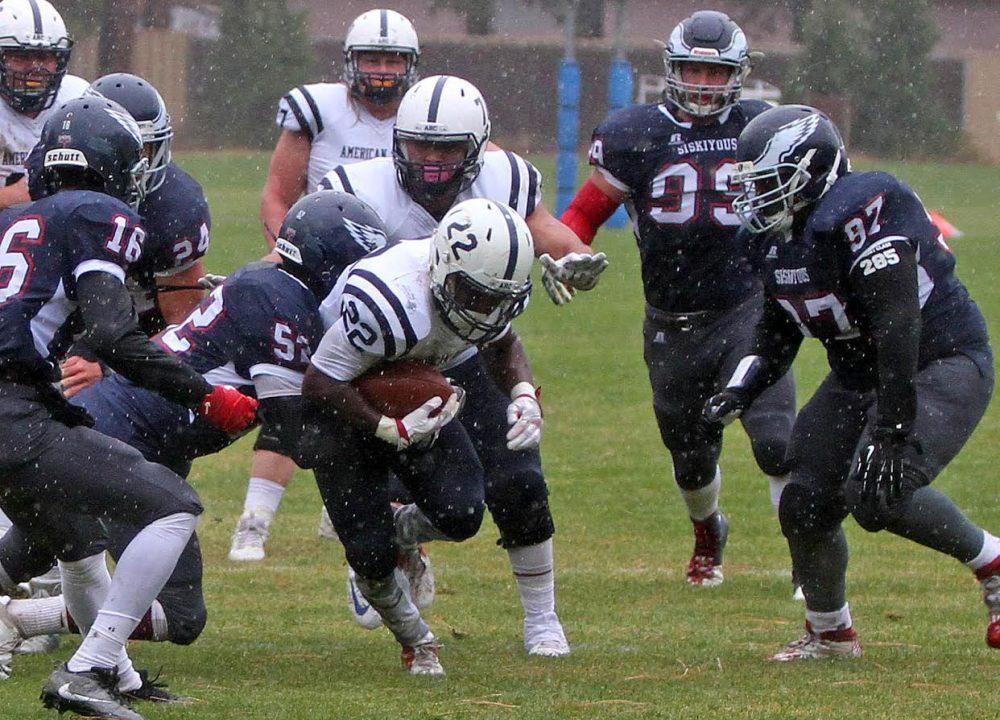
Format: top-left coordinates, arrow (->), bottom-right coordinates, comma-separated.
113,647 -> 141,692
508,539 -> 556,619
68,512 -> 197,673
59,555 -> 112,634
150,600 -> 170,640
0,508 -> 12,536
242,477 -> 285,517
679,467 -> 721,521
768,475 -> 789,512
806,603 -> 853,633
4,595 -> 68,637
966,531 -> 1000,571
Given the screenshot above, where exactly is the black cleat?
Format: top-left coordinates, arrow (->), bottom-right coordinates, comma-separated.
40,664 -> 144,719
122,668 -> 194,705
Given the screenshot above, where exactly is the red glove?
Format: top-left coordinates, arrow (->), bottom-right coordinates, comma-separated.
198,385 -> 259,434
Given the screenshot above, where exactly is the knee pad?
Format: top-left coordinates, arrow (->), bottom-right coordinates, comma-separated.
778,482 -> 847,538
749,435 -> 790,477
431,500 -> 485,543
486,468 -> 554,548
157,583 -> 207,646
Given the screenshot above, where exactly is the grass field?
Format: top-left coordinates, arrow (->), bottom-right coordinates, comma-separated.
4,153 -> 998,719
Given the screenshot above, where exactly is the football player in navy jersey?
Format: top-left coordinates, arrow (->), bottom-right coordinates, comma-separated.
0,97 -> 256,716
22,73 -> 212,400
704,105 -> 1000,659
0,191 -> 385,679
560,11 -> 796,588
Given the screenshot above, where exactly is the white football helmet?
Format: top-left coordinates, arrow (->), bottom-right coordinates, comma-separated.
343,9 -> 419,104
0,0 -> 72,114
430,199 -> 533,343
394,75 -> 490,204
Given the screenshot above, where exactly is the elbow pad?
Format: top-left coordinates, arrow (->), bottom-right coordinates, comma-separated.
559,179 -> 620,245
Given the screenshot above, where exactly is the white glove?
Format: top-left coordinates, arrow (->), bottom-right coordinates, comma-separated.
541,266 -> 575,306
506,382 -> 542,451
375,394 -> 460,451
539,252 -> 609,292
197,273 -> 227,289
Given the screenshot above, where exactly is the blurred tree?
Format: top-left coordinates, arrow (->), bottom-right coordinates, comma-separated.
732,0 -> 812,43
430,0 -> 497,36
851,0 -> 952,157
193,0 -> 314,149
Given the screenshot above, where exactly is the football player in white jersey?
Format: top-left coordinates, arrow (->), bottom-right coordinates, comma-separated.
0,0 -> 88,209
259,8 -> 419,245
312,75 -> 607,657
239,9 -> 420,556
299,198 -> 540,675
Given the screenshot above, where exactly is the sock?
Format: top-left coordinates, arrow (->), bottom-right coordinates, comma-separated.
354,569 -> 429,647
68,512 -> 197,673
0,508 -> 12,536
678,467 -> 721,521
507,539 -> 556,619
394,504 -> 449,550
113,647 -> 141,693
59,555 -> 112,635
242,477 -> 285,517
768,475 -> 789,512
966,531 -> 1000,572
0,559 -> 16,596
3,595 -> 68,637
806,603 -> 853,633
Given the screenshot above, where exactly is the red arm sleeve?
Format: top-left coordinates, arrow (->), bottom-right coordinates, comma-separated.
559,178 -> 621,246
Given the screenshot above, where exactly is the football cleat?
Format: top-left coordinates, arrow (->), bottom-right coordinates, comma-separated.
398,546 -> 434,610
1,596 -> 22,680
687,512 -> 729,587
228,509 -> 271,562
15,633 -> 60,655
40,664 -> 145,720
346,566 -> 383,630
974,555 -> 1000,649
122,668 -> 193,705
402,633 -> 445,677
524,612 -> 571,657
318,505 -> 339,541
769,623 -> 862,662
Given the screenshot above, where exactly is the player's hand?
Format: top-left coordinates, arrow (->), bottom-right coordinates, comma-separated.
540,252 -> 609,291
198,385 -> 259,434
197,273 -> 227,290
853,427 -> 909,511
506,384 -> 542,451
376,393 -> 461,451
59,356 -> 104,398
541,266 -> 575,305
703,388 -> 750,426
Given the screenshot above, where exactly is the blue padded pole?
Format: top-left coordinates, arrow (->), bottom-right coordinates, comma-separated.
555,2 -> 580,217
606,1 -> 631,229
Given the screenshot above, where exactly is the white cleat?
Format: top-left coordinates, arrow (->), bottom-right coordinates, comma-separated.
345,566 -> 383,630
228,509 -> 271,562
402,633 -> 445,677
769,623 -> 862,661
398,546 -> 434,610
524,612 -> 571,657
1,596 -> 25,679
318,505 -> 339,541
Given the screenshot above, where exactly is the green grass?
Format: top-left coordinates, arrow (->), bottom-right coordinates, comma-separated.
5,154 -> 999,718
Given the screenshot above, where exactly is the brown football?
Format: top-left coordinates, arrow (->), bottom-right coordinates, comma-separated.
353,360 -> 452,418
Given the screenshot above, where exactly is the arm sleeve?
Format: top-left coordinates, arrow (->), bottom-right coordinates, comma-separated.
735,295 -> 804,398
25,142 -> 46,200
848,241 -> 921,432
75,271 -> 212,407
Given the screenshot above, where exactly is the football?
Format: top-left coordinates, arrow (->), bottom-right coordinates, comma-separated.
353,360 -> 453,418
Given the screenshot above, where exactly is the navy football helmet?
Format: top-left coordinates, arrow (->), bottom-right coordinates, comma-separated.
274,190 -> 390,299
732,105 -> 849,233
88,73 -> 173,194
39,96 -> 148,209
663,10 -> 751,117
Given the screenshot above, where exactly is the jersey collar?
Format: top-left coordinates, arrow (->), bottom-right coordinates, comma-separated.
657,104 -> 733,129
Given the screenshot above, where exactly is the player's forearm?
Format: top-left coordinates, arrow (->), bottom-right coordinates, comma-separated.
301,365 -> 382,433
527,205 -> 592,259
260,188 -> 293,248
155,261 -> 208,326
479,331 -> 535,395
559,175 -> 624,245
76,272 -> 212,407
0,177 -> 30,210
851,247 -> 921,432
